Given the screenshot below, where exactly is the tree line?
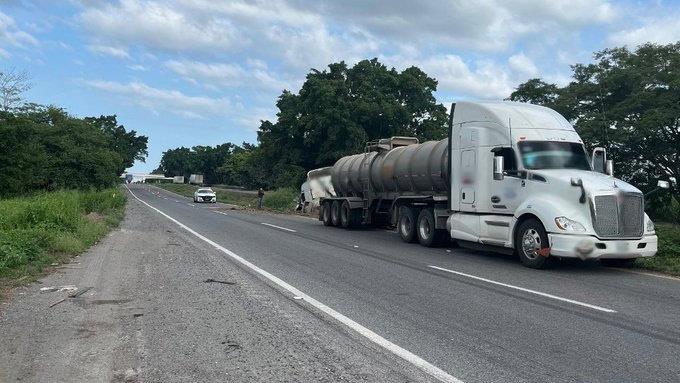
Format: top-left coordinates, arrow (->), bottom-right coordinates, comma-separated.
155,58 -> 449,188
0,100 -> 148,197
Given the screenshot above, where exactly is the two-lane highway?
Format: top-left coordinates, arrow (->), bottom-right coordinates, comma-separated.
131,184 -> 680,383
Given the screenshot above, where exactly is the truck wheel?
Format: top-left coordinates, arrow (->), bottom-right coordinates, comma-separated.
398,206 -> 417,243
601,258 -> 637,267
331,201 -> 342,226
417,209 -> 446,247
515,219 -> 550,269
322,202 -> 333,226
340,201 -> 351,228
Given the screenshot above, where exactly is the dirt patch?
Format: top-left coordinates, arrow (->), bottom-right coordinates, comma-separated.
84,212 -> 104,223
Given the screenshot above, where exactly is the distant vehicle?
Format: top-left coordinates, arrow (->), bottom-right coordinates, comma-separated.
320,101 -> 663,269
173,176 -> 185,184
193,188 -> 216,203
189,174 -> 204,185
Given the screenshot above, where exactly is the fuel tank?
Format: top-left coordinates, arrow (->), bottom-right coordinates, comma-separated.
330,138 -> 449,197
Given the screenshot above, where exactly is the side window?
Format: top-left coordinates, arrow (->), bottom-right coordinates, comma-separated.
495,147 -> 517,173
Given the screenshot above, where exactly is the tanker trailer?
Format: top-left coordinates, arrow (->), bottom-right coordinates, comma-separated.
319,136 -> 450,246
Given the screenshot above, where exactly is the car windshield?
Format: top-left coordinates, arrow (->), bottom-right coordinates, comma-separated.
518,141 -> 591,170
197,188 -> 212,193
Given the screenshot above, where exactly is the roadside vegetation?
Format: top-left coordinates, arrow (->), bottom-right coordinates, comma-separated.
0,189 -> 126,296
0,70 -> 147,296
635,223 -> 680,276
157,183 -> 298,212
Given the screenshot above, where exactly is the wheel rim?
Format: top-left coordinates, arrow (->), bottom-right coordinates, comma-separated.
419,217 -> 431,240
521,229 -> 542,260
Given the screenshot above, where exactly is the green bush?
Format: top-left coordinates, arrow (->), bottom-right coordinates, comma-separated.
636,223 -> 680,275
263,188 -> 298,212
0,189 -> 126,277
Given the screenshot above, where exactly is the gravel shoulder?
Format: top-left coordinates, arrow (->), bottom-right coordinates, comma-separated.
0,194 -> 434,382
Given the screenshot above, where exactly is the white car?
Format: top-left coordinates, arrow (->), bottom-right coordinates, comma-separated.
193,188 -> 216,203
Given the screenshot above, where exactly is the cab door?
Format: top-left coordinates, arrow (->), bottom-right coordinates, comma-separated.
460,149 -> 476,209
490,147 -> 522,213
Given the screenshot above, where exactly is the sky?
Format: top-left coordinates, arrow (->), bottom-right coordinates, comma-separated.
1,0 -> 680,173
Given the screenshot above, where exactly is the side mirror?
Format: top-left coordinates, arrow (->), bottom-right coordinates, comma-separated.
658,180 -> 670,189
605,160 -> 614,177
591,147 -> 606,173
493,156 -> 504,180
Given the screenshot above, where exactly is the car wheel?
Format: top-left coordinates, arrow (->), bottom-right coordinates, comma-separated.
515,218 -> 551,269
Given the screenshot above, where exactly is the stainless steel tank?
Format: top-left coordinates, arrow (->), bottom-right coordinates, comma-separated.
331,138 -> 448,197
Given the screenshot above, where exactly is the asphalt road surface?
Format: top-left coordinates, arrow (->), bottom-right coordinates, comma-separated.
3,183 -> 680,383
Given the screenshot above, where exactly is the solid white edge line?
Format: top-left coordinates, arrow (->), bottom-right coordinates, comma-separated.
125,185 -> 463,383
428,265 -> 616,313
261,222 -> 297,233
605,267 -> 680,282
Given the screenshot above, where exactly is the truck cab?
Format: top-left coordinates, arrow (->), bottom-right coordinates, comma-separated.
448,101 -> 658,267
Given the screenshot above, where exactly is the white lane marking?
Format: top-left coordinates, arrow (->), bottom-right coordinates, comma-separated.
605,267 -> 680,282
187,203 -> 195,207
261,222 -> 297,233
125,185 -> 462,383
428,265 -> 617,313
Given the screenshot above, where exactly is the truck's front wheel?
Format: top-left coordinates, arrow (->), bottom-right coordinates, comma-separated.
398,206 -> 417,243
515,219 -> 550,269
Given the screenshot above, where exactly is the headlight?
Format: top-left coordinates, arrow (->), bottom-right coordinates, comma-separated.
646,219 -> 655,233
555,217 -> 586,232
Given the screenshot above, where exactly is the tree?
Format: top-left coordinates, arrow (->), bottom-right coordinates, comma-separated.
0,68 -> 31,111
0,105 -> 148,196
256,58 -> 448,188
509,43 -> 680,220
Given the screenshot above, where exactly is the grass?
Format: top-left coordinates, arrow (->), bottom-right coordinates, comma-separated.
635,222 -> 680,276
156,183 -> 299,212
0,188 -> 126,295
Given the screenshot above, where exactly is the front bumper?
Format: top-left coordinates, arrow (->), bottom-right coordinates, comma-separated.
196,196 -> 216,202
548,233 -> 657,260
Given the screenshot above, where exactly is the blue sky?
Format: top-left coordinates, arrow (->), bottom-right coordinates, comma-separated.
2,0 -> 680,173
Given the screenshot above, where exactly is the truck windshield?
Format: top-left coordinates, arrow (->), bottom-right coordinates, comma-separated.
518,141 -> 591,170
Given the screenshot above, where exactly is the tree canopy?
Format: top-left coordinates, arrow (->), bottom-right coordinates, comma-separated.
0,105 -> 148,197
157,58 -> 448,189
509,43 -> 680,220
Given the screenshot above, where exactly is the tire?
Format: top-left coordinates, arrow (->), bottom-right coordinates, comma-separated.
417,208 -> 447,247
601,258 -> 637,267
340,201 -> 351,228
398,206 -> 417,243
515,218 -> 551,269
331,200 -> 342,227
322,202 -> 333,226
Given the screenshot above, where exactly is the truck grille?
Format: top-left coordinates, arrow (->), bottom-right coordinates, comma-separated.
592,193 -> 644,238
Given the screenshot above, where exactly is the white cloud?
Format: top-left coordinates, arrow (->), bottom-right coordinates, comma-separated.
0,10 -> 38,57
88,44 -> 129,59
85,80 -> 232,118
127,64 -> 147,71
508,52 -> 539,77
388,54 -> 514,99
165,59 -> 296,91
79,0 -> 238,53
608,17 -> 680,47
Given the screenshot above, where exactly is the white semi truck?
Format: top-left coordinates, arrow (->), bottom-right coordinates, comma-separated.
319,101 -> 663,268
